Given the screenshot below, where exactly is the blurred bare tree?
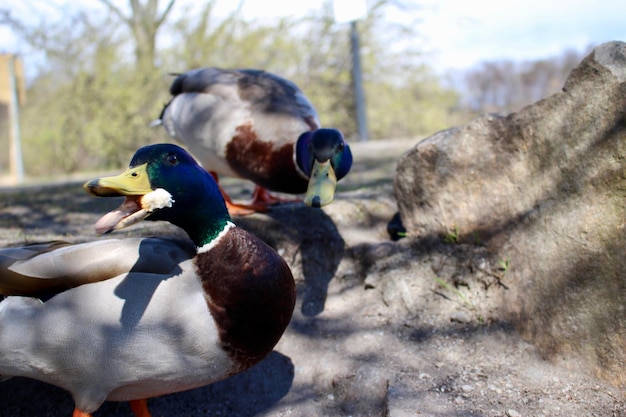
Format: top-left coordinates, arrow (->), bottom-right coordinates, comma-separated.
2,1 -> 180,173
98,0 -> 176,72
460,48 -> 590,115
2,0 -> 461,175
0,0 -> 589,177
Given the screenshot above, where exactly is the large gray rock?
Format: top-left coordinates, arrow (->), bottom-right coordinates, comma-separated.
394,41 -> 626,386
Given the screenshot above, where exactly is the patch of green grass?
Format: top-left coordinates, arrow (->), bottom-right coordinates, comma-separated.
497,258 -> 510,278
433,276 -> 475,309
486,257 -> 511,289
443,224 -> 460,244
472,231 -> 482,245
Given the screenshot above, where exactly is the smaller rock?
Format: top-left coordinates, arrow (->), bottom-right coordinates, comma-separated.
450,311 -> 472,323
461,384 -> 474,393
334,365 -> 389,417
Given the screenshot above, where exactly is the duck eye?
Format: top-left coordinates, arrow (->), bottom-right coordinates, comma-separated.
166,153 -> 178,165
338,142 -> 345,151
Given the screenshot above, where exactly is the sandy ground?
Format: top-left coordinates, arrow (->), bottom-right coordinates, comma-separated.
0,138 -> 624,416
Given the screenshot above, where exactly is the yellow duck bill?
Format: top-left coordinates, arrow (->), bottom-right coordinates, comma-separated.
84,164 -> 174,234
303,160 -> 338,208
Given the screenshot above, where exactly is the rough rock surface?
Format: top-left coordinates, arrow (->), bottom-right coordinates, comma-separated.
394,41 -> 626,387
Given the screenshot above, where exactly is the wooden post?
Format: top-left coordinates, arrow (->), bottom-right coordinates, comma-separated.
350,20 -> 368,142
8,55 -> 24,184
334,0 -> 369,142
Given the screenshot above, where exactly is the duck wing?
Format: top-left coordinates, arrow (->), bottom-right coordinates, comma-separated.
161,68 -> 320,144
0,237 -> 196,296
170,68 -> 319,122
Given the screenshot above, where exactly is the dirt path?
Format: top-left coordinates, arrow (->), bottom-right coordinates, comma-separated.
0,139 -> 624,416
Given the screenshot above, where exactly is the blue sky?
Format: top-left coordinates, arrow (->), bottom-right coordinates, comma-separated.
413,0 -> 626,71
2,0 -> 625,75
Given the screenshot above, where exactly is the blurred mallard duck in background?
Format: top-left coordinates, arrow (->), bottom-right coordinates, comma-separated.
153,67 -> 353,215
0,143 -> 296,417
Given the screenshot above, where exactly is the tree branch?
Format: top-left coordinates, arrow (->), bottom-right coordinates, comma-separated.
156,0 -> 177,26
98,0 -> 130,24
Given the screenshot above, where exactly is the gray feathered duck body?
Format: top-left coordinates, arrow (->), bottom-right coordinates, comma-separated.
155,68 -> 353,214
0,144 -> 296,417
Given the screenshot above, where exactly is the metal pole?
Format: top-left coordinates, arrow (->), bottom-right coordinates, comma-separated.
8,55 -> 24,184
350,20 -> 368,142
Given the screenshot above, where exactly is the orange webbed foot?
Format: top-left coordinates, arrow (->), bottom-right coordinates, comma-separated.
226,186 -> 301,216
210,171 -> 270,216
129,398 -> 152,417
250,186 -> 301,207
225,200 -> 267,216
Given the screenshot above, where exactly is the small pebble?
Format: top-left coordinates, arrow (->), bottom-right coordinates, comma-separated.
450,311 -> 472,323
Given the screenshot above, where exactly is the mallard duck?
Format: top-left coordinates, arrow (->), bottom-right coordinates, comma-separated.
0,143 -> 296,417
153,67 -> 353,215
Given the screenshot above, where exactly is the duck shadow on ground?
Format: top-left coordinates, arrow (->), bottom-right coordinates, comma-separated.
0,351 -> 294,417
